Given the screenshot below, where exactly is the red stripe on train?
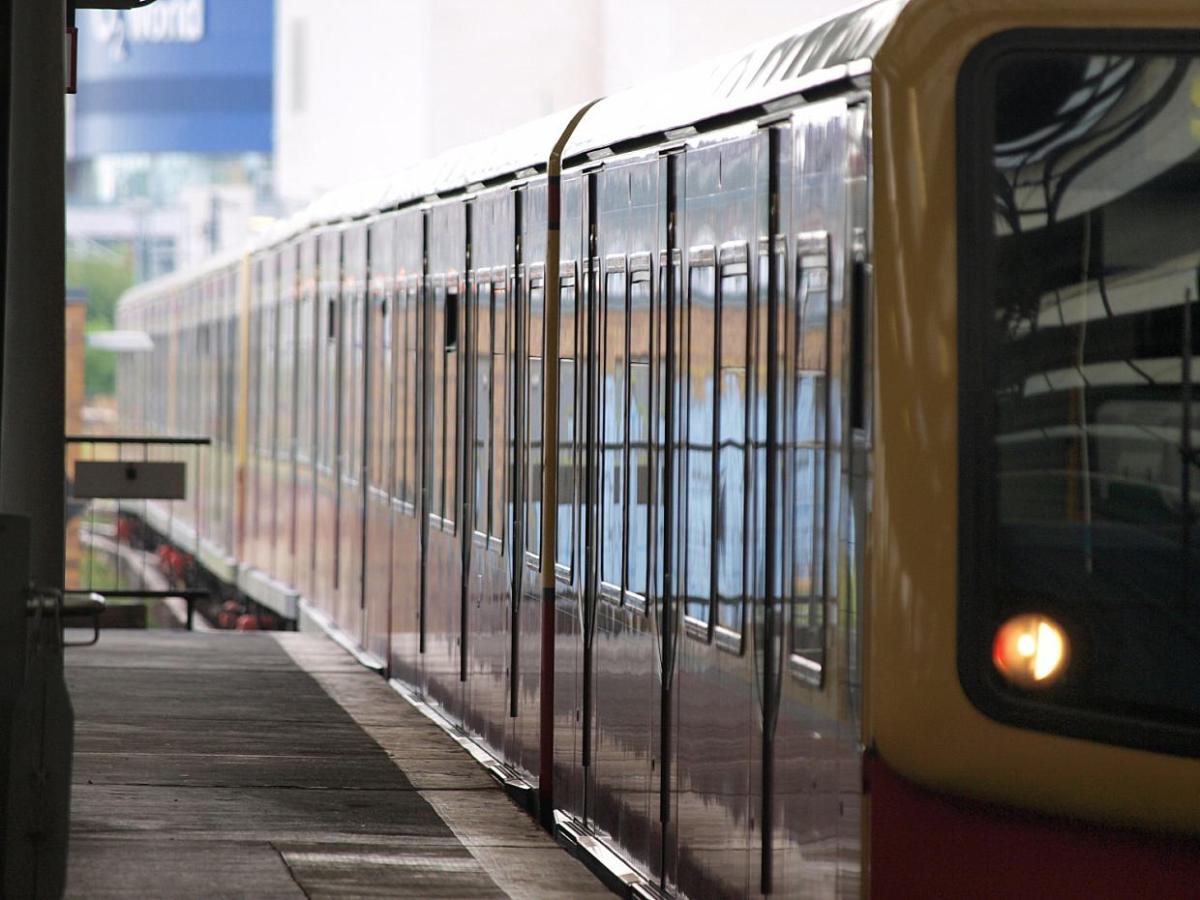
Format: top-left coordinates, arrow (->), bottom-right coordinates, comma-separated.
865,751 -> 1200,899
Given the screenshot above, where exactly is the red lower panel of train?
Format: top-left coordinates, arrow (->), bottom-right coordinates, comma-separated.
866,752 -> 1200,899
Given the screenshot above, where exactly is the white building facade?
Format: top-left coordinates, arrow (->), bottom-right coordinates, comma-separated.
274,0 -> 855,209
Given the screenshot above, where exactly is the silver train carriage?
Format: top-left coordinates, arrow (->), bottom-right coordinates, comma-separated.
115,0 -> 1200,895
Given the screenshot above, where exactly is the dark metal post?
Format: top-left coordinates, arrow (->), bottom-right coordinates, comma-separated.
581,175 -> 598,800
1183,277 -> 1195,608
538,101 -> 598,829
460,207 -> 473,683
509,191 -> 524,719
1,1 -> 71,890
3,0 -> 64,594
761,126 -> 781,895
0,517 -> 30,892
659,153 -> 679,883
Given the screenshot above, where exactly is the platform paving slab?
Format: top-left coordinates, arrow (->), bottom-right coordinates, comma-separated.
65,629 -> 610,899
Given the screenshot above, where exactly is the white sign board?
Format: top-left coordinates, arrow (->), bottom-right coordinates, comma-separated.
90,0 -> 206,62
73,461 -> 186,500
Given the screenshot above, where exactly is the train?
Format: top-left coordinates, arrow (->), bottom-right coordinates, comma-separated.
115,0 -> 1200,895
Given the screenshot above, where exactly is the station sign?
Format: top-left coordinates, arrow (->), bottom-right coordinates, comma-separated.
91,0 -> 207,63
73,0 -> 273,156
73,461 -> 187,501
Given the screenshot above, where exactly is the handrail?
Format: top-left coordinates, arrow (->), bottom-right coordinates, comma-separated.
65,435 -> 212,445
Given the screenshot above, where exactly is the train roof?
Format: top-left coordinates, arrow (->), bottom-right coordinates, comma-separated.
118,245 -> 245,311
563,0 -> 899,161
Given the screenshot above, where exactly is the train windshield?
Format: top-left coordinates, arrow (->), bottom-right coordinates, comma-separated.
962,42 -> 1200,749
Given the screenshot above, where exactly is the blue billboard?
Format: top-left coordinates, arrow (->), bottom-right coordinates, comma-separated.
74,0 -> 273,156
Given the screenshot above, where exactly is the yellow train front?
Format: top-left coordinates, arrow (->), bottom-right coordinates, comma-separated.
868,0 -> 1200,894
112,0 -> 1200,896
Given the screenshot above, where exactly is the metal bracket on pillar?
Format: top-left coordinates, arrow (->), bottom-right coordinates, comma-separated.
3,576 -> 74,900
66,0 -> 163,93
0,516 -> 76,899
2,0 -> 74,888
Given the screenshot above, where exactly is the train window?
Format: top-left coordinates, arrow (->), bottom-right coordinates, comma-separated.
527,357 -> 544,561
295,285 -> 310,467
474,281 -> 494,538
392,285 -> 407,502
790,234 -> 831,679
371,287 -> 389,492
347,290 -> 364,483
491,276 -> 507,545
526,276 -> 545,563
445,283 -> 459,351
402,281 -> 419,511
627,258 -> 653,602
432,282 -> 446,522
655,249 -> 680,601
959,39 -> 1200,752
601,261 -> 627,594
442,282 -> 459,531
717,243 -> 750,638
327,297 -> 336,341
557,357 -> 575,571
684,250 -> 716,628
555,270 -> 577,574
848,247 -> 866,433
628,359 -> 651,599
248,305 -> 261,464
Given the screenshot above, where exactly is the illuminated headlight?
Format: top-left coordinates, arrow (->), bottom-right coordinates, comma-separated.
992,614 -> 1069,689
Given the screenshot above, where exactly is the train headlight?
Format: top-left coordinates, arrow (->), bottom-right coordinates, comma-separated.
992,614 -> 1068,689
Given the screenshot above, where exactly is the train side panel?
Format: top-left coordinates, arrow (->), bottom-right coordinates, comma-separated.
277,241 -> 299,591
338,223 -> 368,643
295,234 -> 319,602
246,257 -> 263,570
313,228 -> 342,623
424,202 -> 468,719
511,181 -> 549,780
364,214 -> 397,666
462,189 -> 517,754
388,210 -> 425,686
588,155 -> 663,878
768,98 -> 867,899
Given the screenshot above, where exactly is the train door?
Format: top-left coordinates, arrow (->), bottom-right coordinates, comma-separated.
295,234 -> 319,602
560,173 -> 590,822
211,275 -> 225,552
260,252 -> 280,579
339,223 -> 368,644
314,228 -> 343,620
769,99 -> 868,899
423,202 -> 467,718
364,215 -> 397,666
212,274 -> 223,552
196,281 -> 212,544
246,258 -> 263,569
224,266 -> 239,556
511,182 -> 548,778
464,190 -> 515,751
577,157 -> 662,872
505,184 -> 527,756
389,210 -> 425,687
659,132 -> 761,898
277,242 -> 299,592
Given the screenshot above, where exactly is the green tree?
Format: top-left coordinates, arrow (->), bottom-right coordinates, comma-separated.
67,245 -> 134,397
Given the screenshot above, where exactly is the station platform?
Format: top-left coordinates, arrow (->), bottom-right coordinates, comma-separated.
64,629 -> 610,899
